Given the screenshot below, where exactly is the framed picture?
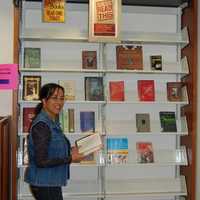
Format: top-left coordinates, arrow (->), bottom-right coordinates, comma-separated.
23,76 -> 41,101
89,0 -> 121,42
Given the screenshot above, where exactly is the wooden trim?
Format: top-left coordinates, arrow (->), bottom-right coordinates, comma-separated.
181,0 -> 197,200
12,5 -> 20,200
0,117 -> 10,200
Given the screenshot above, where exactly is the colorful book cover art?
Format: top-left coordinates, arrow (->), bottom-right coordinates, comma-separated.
107,137 -> 128,164
159,111 -> 177,132
82,51 -> 97,69
136,113 -> 151,132
116,45 -> 143,70
23,107 -> 35,133
80,111 -> 95,133
85,77 -> 104,101
109,81 -> 125,101
94,0 -> 115,36
150,55 -> 162,71
43,0 -> 65,23
136,142 -> 154,163
137,80 -> 155,101
167,82 -> 182,101
24,48 -> 41,68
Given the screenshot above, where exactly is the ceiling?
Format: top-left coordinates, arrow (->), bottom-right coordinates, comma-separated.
24,0 -> 189,7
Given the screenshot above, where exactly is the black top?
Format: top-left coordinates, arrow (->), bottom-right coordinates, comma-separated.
32,122 -> 71,168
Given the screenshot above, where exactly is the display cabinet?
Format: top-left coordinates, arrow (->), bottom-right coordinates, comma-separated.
17,1 -> 190,200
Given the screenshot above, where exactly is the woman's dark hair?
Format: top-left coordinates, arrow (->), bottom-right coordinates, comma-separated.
35,83 -> 64,115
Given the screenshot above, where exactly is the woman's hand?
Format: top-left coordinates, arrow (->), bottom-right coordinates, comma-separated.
71,146 -> 84,163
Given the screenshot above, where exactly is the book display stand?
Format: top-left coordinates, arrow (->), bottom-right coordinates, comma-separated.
17,1 -> 191,200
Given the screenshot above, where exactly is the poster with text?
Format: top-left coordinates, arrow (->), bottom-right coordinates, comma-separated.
89,0 -> 121,42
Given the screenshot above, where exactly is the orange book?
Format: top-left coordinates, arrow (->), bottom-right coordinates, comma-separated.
109,81 -> 125,101
137,80 -> 155,101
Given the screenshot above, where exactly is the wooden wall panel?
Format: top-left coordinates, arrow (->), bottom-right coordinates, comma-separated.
181,0 -> 197,200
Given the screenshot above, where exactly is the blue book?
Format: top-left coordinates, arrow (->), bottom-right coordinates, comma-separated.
80,111 -> 95,132
107,138 -> 128,164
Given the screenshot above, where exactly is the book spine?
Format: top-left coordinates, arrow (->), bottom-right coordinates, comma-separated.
68,108 -> 75,133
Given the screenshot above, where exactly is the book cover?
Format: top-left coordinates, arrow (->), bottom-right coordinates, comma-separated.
167,82 -> 182,101
107,137 -> 128,164
116,45 -> 143,70
59,80 -> 76,100
43,0 -> 65,23
80,111 -> 95,133
150,55 -> 162,71
109,81 -> 125,101
24,48 -> 41,68
80,152 -> 96,164
136,142 -> 154,163
23,137 -> 29,165
82,51 -> 97,69
23,107 -> 35,133
23,75 -> 41,101
137,80 -> 155,101
68,108 -> 75,133
76,133 -> 102,156
159,111 -> 177,132
136,113 -> 150,132
85,77 -> 104,101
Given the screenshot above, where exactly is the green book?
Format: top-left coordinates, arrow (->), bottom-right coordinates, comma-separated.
159,111 -> 177,132
24,48 -> 41,68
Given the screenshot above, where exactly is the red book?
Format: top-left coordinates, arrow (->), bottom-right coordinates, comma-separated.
109,81 -> 125,101
137,80 -> 155,101
23,107 -> 35,133
136,142 -> 154,163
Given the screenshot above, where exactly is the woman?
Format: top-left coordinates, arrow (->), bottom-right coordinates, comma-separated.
24,83 -> 83,200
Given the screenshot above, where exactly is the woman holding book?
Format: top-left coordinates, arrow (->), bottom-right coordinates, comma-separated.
24,83 -> 84,200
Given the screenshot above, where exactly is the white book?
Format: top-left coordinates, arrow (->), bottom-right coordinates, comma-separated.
75,133 -> 102,156
59,80 -> 76,100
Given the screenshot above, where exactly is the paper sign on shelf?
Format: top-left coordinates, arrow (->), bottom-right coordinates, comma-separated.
0,64 -> 18,90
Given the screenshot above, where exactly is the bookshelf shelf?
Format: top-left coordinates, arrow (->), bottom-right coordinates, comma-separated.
105,176 -> 187,196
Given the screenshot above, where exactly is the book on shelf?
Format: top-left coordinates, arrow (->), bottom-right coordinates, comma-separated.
75,133 -> 102,156
24,48 -> 41,68
85,77 -> 104,101
109,81 -> 125,101
107,137 -> 128,164
80,152 -> 96,164
116,45 -> 143,70
136,142 -> 154,163
82,50 -> 97,69
150,55 -> 162,71
23,107 -> 35,133
23,137 -> 28,165
43,0 -> 65,23
23,75 -> 41,101
137,80 -> 155,101
167,82 -> 183,101
68,108 -> 75,133
80,111 -> 95,133
136,113 -> 150,132
159,111 -> 177,132
59,80 -> 76,100
60,110 -> 68,133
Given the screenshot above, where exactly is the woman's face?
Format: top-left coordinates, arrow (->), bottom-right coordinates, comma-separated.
42,88 -> 65,120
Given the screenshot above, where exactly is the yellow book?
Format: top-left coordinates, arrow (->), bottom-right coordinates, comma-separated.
43,0 -> 65,23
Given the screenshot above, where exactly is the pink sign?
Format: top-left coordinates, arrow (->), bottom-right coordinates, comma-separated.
0,64 -> 18,90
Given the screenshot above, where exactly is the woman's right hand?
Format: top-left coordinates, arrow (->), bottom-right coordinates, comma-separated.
71,146 -> 84,163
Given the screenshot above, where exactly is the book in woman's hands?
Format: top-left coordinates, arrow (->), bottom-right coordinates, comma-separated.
75,133 -> 102,156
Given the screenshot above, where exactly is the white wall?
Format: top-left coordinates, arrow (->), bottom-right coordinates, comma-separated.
0,0 -> 14,116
